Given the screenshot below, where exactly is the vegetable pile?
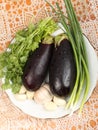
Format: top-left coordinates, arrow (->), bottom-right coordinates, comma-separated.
0,18 -> 58,93
0,0 -> 90,113
46,0 -> 90,113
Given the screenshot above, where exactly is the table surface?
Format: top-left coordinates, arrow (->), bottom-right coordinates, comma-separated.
0,0 -> 98,130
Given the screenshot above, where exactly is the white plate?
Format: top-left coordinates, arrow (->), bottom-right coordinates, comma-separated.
5,31 -> 98,119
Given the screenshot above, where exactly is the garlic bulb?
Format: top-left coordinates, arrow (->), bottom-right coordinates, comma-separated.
34,85 -> 53,105
26,91 -> 35,100
42,84 -> 51,93
44,101 -> 57,111
53,96 -> 66,106
19,85 -> 27,94
14,94 -> 27,101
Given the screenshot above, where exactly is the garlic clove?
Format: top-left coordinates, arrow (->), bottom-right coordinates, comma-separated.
42,84 -> 50,92
14,94 -> 27,101
53,96 -> 66,106
19,85 -> 27,94
44,101 -> 57,111
42,83 -> 53,96
34,86 -> 53,105
26,91 -> 35,100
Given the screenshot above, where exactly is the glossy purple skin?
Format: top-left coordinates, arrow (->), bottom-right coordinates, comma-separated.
22,43 -> 53,91
49,39 -> 76,97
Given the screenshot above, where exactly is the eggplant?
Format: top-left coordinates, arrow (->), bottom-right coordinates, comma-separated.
49,38 -> 76,97
22,43 -> 54,91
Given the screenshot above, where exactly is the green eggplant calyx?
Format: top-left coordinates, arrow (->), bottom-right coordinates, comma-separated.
54,34 -> 68,46
42,35 -> 54,44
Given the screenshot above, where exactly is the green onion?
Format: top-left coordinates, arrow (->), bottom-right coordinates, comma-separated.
45,0 -> 90,113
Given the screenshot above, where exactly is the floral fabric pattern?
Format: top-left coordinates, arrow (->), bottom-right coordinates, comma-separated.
0,0 -> 98,129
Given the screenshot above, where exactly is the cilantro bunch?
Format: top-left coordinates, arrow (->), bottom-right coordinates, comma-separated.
0,17 -> 57,93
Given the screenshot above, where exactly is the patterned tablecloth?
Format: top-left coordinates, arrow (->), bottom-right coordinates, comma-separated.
0,0 -> 98,130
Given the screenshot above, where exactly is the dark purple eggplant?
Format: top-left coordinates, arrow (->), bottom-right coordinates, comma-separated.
49,38 -> 76,97
22,43 -> 54,91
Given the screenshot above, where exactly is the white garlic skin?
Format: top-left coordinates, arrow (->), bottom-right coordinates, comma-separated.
42,84 -> 52,93
44,101 -> 57,111
14,94 -> 27,101
19,85 -> 27,94
53,96 -> 66,106
26,91 -> 35,100
34,85 -> 53,105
